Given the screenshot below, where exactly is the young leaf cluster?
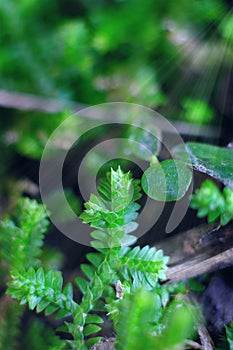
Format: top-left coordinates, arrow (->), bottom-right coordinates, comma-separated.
190,179 -> 233,226
80,167 -> 141,249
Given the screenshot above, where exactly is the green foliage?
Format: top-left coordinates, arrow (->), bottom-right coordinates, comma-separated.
21,318 -> 65,350
0,0 -> 231,177
181,98 -> 214,124
118,246 -> 168,289
7,267 -> 85,347
191,179 -> 233,225
13,111 -> 71,159
7,167 -> 170,349
80,167 -> 141,248
0,198 -> 49,273
217,321 -> 233,350
0,0 -> 174,104
114,288 -> 194,350
220,12 -> 233,42
142,159 -> 192,201
0,198 -> 49,350
0,0 -> 228,109
0,299 -> 22,350
226,322 -> 233,350
0,0 -> 232,348
173,142 -> 233,189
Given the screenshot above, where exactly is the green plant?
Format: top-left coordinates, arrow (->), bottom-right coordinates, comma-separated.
190,179 -> 233,226
0,198 -> 50,350
6,167 -> 173,349
113,288 -> 194,350
217,321 -> 233,350
226,322 -> 233,350
181,98 -> 214,124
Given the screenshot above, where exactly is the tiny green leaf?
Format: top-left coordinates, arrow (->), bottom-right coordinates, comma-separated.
85,314 -> 104,324
81,264 -> 95,280
86,253 -> 104,267
85,337 -> 102,349
51,272 -> 63,292
75,277 -> 89,294
36,267 -> 45,284
28,295 -> 42,310
83,324 -> 101,336
92,274 -> 104,300
45,304 -> 59,316
81,288 -> 93,313
63,283 -> 73,299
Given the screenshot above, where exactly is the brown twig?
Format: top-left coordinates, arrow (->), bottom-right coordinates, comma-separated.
179,293 -> 215,350
157,223 -> 233,282
196,324 -> 214,350
184,339 -> 202,349
166,246 -> 233,281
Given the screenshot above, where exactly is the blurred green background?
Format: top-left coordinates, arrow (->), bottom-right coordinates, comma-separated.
0,0 -> 232,114
0,0 -> 233,207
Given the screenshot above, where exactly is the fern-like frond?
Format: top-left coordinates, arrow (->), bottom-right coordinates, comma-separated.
7,267 -> 73,314
80,167 -> 141,248
7,266 -> 105,349
119,246 -> 169,289
7,267 -> 86,345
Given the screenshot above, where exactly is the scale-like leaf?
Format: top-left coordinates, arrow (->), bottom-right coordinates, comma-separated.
85,314 -> 104,324
91,274 -> 104,300
81,264 -> 95,280
85,337 -> 102,349
83,324 -> 102,336
86,253 -> 104,267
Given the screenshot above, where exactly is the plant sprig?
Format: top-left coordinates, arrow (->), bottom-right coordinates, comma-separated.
6,167 -> 169,349
190,179 -> 233,226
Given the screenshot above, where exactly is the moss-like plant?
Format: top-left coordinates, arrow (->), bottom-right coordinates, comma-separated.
5,167 -> 182,349
114,288 -> 194,350
0,198 -> 50,350
190,179 -> 233,226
